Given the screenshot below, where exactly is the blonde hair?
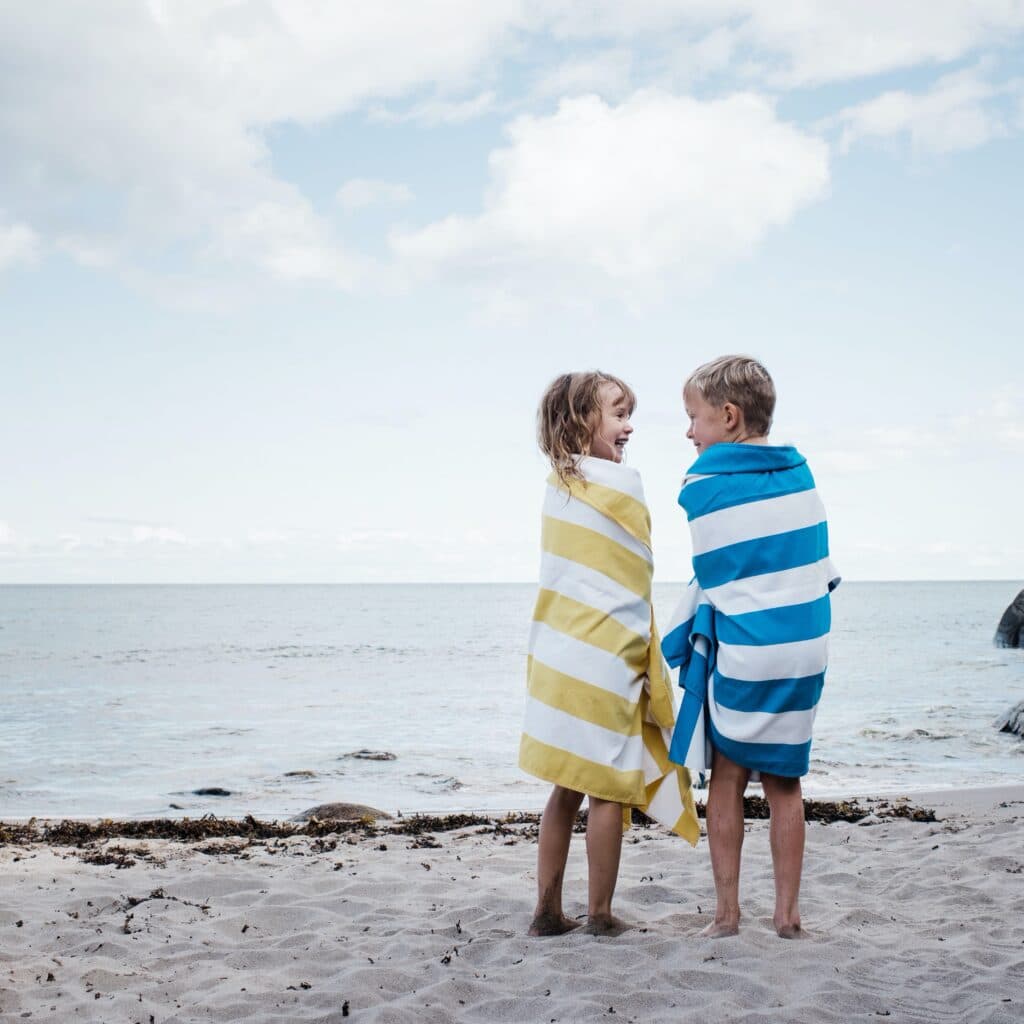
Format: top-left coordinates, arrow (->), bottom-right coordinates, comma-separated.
537,371 -> 636,487
685,355 -> 775,436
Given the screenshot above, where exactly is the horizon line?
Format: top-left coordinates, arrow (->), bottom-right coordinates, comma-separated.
0,579 -> 1020,587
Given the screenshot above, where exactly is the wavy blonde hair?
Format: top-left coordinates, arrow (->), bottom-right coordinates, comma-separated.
537,371 -> 636,487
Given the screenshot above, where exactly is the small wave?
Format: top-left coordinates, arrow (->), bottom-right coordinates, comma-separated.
259,644 -> 344,660
242,642 -> 503,660
858,727 -> 893,739
858,727 -> 956,741
87,649 -> 151,664
412,772 -> 463,793
904,727 -> 956,740
248,643 -> 418,659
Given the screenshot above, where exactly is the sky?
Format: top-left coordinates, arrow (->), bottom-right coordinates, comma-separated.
2,2 -> 1023,584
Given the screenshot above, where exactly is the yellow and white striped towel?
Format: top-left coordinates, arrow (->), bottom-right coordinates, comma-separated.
519,456 -> 700,844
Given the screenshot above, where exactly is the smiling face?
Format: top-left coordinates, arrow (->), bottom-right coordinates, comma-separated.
683,385 -> 736,455
589,382 -> 634,462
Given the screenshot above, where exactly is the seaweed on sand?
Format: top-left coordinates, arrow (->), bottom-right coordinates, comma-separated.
0,796 -> 934,852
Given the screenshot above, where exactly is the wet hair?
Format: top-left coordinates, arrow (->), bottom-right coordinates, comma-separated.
537,371 -> 636,487
685,355 -> 775,436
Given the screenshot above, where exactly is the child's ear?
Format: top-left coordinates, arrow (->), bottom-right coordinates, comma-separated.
722,402 -> 741,429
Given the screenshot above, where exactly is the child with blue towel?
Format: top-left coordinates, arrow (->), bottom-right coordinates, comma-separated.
663,355 -> 839,939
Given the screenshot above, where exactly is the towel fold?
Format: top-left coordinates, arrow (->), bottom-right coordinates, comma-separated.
520,456 -> 700,844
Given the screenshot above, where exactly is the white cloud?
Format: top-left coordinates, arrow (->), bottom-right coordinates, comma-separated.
686,27 -> 740,78
369,91 -> 497,125
736,1 -> 1024,86
915,540 -> 1024,563
809,389 -> 1024,482
837,65 -> 1019,154
131,526 -> 189,545
535,2 -> 1024,85
55,234 -> 120,270
336,179 -> 414,213
247,529 -> 293,546
392,90 -> 829,300
955,389 -> 1024,451
812,450 -> 875,475
0,522 -> 192,564
2,1 -> 1022,302
0,215 -> 40,271
211,198 -> 362,286
337,529 -> 412,551
0,3 -> 522,291
532,50 -> 634,99
811,426 -> 944,475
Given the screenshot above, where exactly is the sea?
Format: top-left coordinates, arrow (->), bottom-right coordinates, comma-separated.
1,583 -> 1021,820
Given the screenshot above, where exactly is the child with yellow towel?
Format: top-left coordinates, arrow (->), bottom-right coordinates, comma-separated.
520,371 -> 699,936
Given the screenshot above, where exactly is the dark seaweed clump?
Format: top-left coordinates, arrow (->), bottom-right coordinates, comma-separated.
0,797 -> 934,850
735,796 -> 935,823
0,814 -> 380,847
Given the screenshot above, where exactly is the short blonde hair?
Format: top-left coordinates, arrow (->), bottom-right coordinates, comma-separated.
537,371 -> 636,486
685,355 -> 775,436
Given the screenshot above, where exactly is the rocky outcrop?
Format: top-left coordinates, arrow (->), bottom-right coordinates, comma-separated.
995,588 -> 1024,648
292,802 -> 393,822
994,701 -> 1024,738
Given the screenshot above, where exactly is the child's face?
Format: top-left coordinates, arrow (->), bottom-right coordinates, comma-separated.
684,386 -> 734,454
590,382 -> 634,463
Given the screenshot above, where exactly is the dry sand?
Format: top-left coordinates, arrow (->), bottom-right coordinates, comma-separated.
2,788 -> 1023,1024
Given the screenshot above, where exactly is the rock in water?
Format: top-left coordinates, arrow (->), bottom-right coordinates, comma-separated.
994,701 -> 1024,738
995,588 -> 1024,648
291,802 -> 393,822
342,750 -> 397,761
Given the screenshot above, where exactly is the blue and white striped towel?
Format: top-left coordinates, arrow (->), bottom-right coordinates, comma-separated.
662,443 -> 840,779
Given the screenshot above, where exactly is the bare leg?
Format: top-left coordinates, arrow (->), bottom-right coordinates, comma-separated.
761,772 -> 806,939
702,751 -> 750,937
529,785 -> 585,936
582,796 -> 631,935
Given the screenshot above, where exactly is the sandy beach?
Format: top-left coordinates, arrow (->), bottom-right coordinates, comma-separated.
2,788 -> 1022,1024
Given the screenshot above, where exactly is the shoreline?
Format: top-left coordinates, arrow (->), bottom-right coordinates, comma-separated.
2,782 -> 1023,829
1,784 -> 1021,1023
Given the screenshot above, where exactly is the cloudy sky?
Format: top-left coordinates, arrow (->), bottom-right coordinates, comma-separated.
2,2 -> 1023,584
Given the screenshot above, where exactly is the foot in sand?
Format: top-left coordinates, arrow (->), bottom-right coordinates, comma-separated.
775,920 -> 806,940
582,913 -> 633,936
528,912 -> 582,936
700,919 -> 740,938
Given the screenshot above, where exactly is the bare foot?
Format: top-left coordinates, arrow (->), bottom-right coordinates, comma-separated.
582,913 -> 633,936
700,919 -> 740,938
775,921 -> 806,940
528,912 -> 582,937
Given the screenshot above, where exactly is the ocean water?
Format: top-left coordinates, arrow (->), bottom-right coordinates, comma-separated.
0,583 -> 1021,820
